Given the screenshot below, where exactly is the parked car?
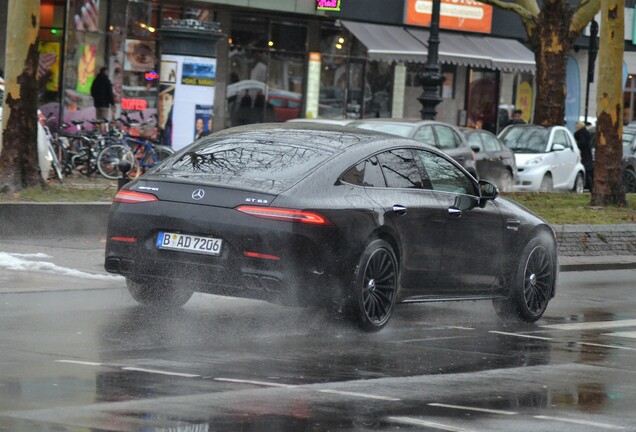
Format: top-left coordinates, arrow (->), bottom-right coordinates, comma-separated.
590,126 -> 636,193
458,128 -> 517,192
498,124 -> 585,193
105,123 -> 557,331
348,119 -> 479,179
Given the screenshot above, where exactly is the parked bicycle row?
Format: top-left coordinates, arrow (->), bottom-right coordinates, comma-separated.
42,113 -> 174,183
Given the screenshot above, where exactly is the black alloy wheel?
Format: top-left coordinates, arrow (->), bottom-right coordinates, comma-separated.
494,236 -> 555,322
353,239 -> 398,331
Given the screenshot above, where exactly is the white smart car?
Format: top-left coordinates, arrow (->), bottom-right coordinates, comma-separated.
499,124 -> 585,193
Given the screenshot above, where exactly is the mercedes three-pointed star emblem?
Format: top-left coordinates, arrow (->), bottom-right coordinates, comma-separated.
191,189 -> 205,200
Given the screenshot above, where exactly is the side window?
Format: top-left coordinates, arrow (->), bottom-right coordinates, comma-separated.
434,126 -> 459,150
482,134 -> 501,152
340,157 -> 386,187
466,133 -> 483,151
415,150 -> 475,195
413,126 -> 436,146
376,149 -> 424,189
553,130 -> 569,148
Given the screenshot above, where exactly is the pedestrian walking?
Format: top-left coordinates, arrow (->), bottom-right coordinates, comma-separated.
90,67 -> 115,123
574,121 -> 594,190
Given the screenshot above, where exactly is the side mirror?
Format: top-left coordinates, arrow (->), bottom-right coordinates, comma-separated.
552,143 -> 565,152
478,179 -> 499,207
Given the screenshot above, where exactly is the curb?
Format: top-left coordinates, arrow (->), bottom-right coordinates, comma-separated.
1,203 -> 635,272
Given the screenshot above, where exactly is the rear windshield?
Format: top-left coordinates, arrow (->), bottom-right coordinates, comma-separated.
154,137 -> 334,193
499,127 -> 550,153
351,122 -> 415,138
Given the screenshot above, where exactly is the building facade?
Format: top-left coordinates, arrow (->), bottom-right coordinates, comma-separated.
1,0 -> 635,149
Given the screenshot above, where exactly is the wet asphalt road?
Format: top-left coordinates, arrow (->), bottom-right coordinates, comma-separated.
0,239 -> 635,431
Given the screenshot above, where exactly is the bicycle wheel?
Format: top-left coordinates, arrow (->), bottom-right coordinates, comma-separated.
97,144 -> 137,180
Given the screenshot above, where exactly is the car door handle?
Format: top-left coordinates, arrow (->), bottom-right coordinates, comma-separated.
392,205 -> 407,216
448,207 -> 462,218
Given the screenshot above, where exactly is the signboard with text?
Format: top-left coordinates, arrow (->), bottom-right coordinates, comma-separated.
405,0 -> 493,34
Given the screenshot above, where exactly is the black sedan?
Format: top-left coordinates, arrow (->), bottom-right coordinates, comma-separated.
105,123 -> 558,331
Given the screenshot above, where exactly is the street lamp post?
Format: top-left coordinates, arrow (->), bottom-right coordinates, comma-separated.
418,0 -> 445,120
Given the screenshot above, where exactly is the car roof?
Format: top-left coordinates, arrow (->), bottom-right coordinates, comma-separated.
206,122 -> 398,152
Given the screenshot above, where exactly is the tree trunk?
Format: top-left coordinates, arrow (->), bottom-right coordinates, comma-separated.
591,0 -> 625,206
0,0 -> 42,193
528,2 -> 573,125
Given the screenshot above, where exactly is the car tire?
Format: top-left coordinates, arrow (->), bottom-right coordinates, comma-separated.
572,172 -> 585,194
126,278 -> 193,308
349,239 -> 398,332
539,174 -> 553,192
622,169 -> 636,193
493,235 -> 556,322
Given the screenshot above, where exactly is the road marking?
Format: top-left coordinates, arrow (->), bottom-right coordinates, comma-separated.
578,342 -> 636,351
428,402 -> 517,415
319,389 -> 400,401
387,416 -> 473,431
55,360 -> 103,366
489,331 -> 553,341
121,367 -> 199,378
602,331 -> 636,339
541,319 -> 636,331
534,415 -> 624,429
214,378 -> 296,388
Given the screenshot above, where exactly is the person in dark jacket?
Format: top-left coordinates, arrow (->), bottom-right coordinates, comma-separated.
90,67 -> 115,122
574,121 -> 594,190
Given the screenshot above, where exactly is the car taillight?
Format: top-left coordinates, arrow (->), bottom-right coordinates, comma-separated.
236,205 -> 332,225
114,190 -> 158,204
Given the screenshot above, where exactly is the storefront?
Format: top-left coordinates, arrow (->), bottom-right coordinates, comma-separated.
32,0 -> 537,146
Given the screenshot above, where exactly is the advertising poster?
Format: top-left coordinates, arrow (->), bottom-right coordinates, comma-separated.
124,39 -> 157,72
162,54 -> 216,150
182,62 -> 215,86
194,105 -> 213,140
39,42 -> 61,91
76,43 -> 96,94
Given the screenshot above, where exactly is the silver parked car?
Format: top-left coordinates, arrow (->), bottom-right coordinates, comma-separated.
499,125 -> 585,193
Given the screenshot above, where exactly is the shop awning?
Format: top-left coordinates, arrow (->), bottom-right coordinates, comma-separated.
341,21 -> 428,63
407,28 -> 491,69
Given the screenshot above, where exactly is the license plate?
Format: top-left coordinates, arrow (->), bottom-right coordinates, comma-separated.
156,232 -> 223,255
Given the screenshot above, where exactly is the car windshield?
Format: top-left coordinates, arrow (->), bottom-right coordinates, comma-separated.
351,122 -> 415,137
499,127 -> 550,153
154,137 -> 334,193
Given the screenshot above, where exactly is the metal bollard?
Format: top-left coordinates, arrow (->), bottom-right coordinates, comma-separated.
117,160 -> 132,190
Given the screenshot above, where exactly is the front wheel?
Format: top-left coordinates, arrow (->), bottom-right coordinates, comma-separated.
493,236 -> 556,322
126,278 -> 193,308
350,239 -> 398,332
572,172 -> 585,194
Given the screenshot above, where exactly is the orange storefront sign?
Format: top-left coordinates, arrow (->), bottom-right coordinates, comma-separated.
405,0 -> 493,34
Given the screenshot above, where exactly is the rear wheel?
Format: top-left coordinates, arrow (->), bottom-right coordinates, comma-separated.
539,174 -> 553,192
126,278 -> 193,308
572,172 -> 585,194
493,236 -> 555,322
622,169 -> 636,193
349,239 -> 398,332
